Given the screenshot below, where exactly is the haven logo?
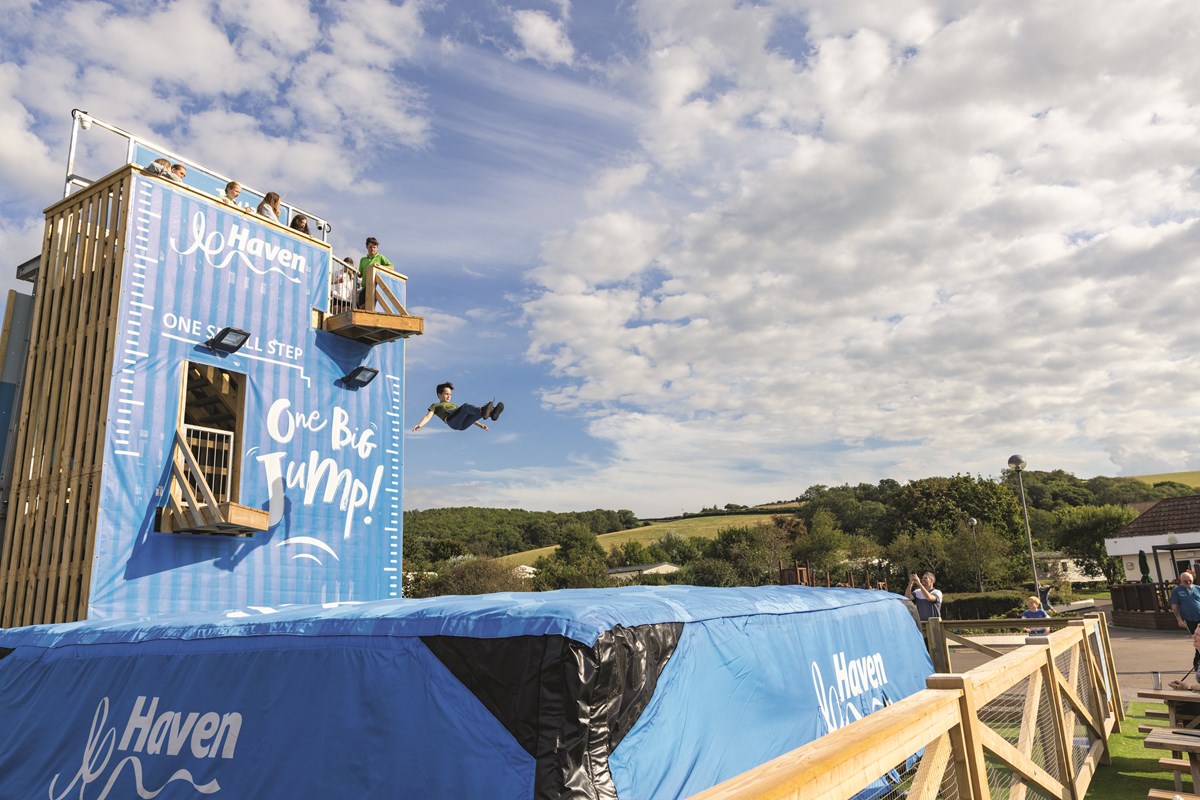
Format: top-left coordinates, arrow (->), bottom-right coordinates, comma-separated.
49,695 -> 242,799
171,210 -> 308,284
811,651 -> 890,733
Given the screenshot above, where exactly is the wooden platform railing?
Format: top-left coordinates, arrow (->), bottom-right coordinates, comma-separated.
327,263 -> 413,317
363,263 -> 409,316
180,424 -> 233,505
691,618 -> 1119,800
923,614 -> 1122,690
160,426 -> 268,536
166,425 -> 225,529
322,262 -> 424,344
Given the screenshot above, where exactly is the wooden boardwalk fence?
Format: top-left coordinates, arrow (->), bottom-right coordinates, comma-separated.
692,615 -> 1120,800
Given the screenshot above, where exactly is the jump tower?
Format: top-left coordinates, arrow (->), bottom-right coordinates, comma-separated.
0,112 -> 423,626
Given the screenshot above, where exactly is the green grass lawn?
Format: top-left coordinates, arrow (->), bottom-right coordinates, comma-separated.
496,513 -> 782,567
1087,702 -> 1179,799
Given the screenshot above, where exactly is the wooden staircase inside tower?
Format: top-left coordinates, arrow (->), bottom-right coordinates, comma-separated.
158,363 -> 269,536
182,363 -> 241,428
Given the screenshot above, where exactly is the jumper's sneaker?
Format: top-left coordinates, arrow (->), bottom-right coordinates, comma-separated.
480,402 -> 495,420
490,402 -> 505,421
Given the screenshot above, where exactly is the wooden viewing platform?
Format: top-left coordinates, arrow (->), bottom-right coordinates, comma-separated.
322,263 -> 424,344
323,307 -> 425,344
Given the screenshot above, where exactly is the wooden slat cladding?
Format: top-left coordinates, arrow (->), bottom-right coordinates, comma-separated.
0,167 -> 130,627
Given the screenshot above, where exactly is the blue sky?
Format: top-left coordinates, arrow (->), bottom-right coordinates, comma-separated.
2,0 -> 1200,517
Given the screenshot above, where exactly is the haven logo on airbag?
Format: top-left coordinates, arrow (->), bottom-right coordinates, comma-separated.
811,650 -> 890,732
49,695 -> 242,799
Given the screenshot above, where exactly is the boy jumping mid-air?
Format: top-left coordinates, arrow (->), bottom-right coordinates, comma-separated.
412,382 -> 504,432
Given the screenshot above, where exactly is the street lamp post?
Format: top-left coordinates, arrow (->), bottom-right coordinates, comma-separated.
967,517 -> 983,593
1008,454 -> 1042,603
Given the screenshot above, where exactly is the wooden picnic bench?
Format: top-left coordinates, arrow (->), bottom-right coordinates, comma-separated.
1145,726 -> 1200,793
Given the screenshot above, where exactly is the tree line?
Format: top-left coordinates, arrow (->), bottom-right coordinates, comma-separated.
403,471 -> 1197,598
403,506 -> 640,568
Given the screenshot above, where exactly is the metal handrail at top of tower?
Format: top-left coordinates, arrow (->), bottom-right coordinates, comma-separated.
64,109 -> 330,243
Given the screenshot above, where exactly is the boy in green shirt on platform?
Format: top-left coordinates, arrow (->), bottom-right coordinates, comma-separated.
358,236 -> 392,307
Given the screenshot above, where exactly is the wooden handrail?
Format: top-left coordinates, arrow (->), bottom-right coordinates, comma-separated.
172,426 -> 221,510
374,276 -> 405,315
691,619 -> 1117,800
690,690 -> 964,800
167,457 -> 207,529
165,425 -> 225,529
363,263 -> 410,316
926,614 -> 1123,718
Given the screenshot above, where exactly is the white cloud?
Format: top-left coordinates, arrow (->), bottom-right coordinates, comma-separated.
585,162 -> 651,206
509,9 -> 575,67
5,0 -> 1200,517
0,215 -> 42,296
0,65 -> 60,194
288,50 -> 429,153
510,0 -> 1200,514
531,211 -> 666,288
328,0 -> 425,65
170,109 -> 343,192
55,1 -> 250,96
214,0 -> 322,60
0,0 -> 431,202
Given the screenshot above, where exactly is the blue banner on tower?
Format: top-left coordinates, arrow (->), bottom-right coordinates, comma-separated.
89,175 -> 406,617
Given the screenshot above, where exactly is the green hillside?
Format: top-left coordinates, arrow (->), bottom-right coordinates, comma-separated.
497,512 -> 782,567
1135,471 -> 1200,488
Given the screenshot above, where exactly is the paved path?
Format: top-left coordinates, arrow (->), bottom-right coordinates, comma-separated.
1102,608 -> 1195,698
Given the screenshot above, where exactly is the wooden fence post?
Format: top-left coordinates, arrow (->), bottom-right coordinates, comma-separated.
926,617 -> 952,673
926,673 -> 990,800
1086,612 -> 1124,722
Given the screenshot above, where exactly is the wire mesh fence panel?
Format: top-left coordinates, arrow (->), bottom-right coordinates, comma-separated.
976,674 -> 1064,784
857,764 -> 960,800
852,739 -> 963,800
1053,648 -> 1075,684
982,753 -> 1059,800
1051,646 -> 1085,774
1066,685 -> 1097,773
1032,677 -> 1064,784
977,679 -> 1026,744
1074,644 -> 1100,740
933,759 -> 962,800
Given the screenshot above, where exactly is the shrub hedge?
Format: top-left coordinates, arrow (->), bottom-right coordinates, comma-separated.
941,590 -> 1027,620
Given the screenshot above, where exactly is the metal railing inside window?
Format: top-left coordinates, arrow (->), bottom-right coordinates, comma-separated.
181,424 -> 234,506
